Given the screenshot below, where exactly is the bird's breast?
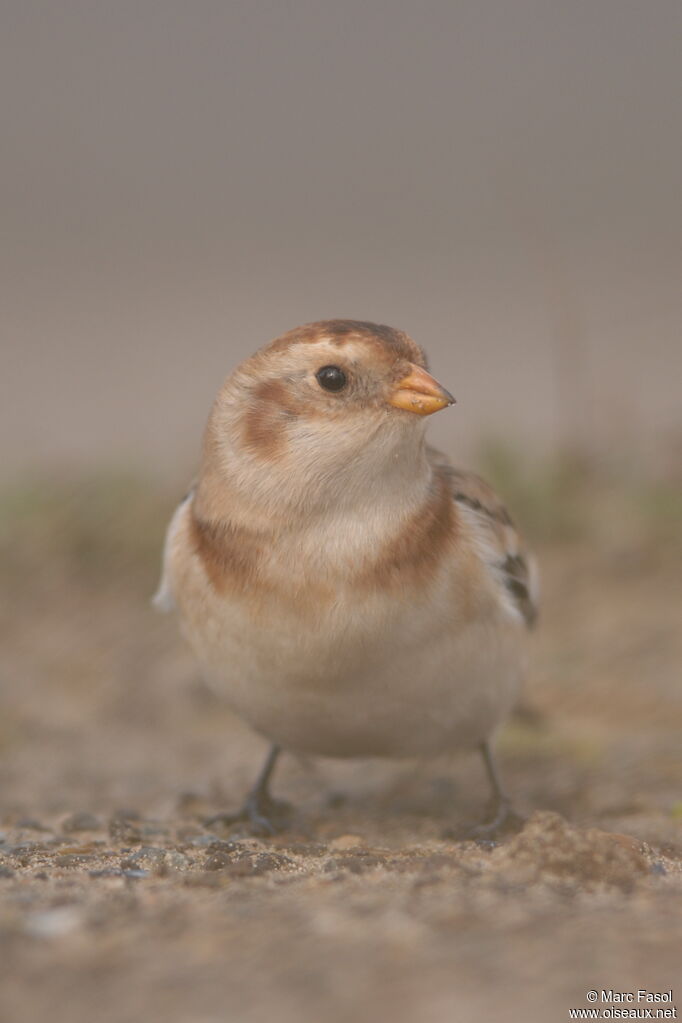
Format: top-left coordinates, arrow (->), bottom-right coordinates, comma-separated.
167,500 -> 525,758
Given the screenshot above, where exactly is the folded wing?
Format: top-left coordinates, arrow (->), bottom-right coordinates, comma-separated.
428,448 -> 539,628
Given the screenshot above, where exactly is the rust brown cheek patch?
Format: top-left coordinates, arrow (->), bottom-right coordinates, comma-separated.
240,379 -> 302,461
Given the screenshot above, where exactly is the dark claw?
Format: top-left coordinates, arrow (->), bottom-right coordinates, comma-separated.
441,802 -> 523,843
442,740 -> 523,842
205,795 -> 293,836
246,794 -> 293,835
204,743 -> 292,836
466,799 -> 524,841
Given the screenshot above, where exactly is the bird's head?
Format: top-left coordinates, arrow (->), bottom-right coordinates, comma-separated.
199,320 -> 454,521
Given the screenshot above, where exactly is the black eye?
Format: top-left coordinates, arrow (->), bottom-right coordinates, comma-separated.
315,365 -> 347,392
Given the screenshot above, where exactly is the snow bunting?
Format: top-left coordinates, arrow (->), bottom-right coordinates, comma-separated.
155,320 -> 538,834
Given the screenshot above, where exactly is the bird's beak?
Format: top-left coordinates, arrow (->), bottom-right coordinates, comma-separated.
387,364 -> 456,416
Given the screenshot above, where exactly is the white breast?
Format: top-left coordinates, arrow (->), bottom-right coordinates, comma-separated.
165,501 -> 526,760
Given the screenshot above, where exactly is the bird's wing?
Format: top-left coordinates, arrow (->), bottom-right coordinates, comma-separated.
152,486 -> 195,612
428,447 -> 539,627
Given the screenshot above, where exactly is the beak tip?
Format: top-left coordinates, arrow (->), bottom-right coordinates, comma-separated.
388,364 -> 456,416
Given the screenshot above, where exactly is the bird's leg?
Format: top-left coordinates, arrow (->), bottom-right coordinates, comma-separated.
241,744 -> 292,833
205,744 -> 292,836
467,740 -> 520,839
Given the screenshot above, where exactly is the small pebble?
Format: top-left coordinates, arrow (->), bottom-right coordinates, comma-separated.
56,853 -> 99,868
204,851 -> 233,871
16,818 -> 51,832
184,833 -> 223,847
61,812 -> 102,833
323,852 -> 382,875
165,850 -> 190,871
120,847 -> 168,875
108,817 -> 143,844
230,852 -> 293,877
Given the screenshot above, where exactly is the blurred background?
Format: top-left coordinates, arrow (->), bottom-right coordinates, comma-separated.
3,0 -> 682,473
1,4 -> 681,1023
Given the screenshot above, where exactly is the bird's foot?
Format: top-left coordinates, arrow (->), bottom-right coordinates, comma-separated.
466,798 -> 523,842
442,799 -> 523,844
205,794 -> 294,837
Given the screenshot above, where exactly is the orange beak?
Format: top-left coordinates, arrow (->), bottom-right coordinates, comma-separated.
388,364 -> 455,416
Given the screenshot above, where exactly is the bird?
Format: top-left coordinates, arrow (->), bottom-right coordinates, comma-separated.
154,320 -> 539,836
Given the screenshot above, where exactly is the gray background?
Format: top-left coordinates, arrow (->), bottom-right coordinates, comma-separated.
3,0 -> 681,477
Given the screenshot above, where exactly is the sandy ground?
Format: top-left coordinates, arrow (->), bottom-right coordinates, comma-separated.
0,466 -> 680,1023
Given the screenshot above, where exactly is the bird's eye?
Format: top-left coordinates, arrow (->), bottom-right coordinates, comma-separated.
315,365 -> 347,392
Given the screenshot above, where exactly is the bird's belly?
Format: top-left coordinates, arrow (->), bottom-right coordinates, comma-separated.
179,585 -> 526,759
